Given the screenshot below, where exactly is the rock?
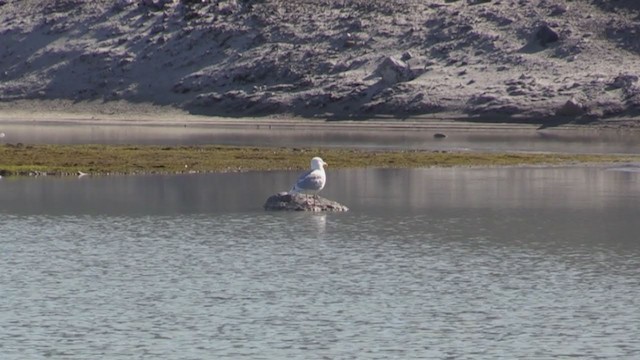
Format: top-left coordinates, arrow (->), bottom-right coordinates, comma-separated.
556,98 -> 585,117
536,24 -> 559,46
434,133 -> 447,139
113,0 -> 135,10
218,0 -> 240,15
376,56 -> 415,84
549,4 -> 568,16
611,74 -> 639,89
141,0 -> 171,10
342,33 -> 361,48
264,192 -> 349,212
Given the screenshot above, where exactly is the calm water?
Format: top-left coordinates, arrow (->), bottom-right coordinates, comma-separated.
2,167 -> 640,359
3,122 -> 640,153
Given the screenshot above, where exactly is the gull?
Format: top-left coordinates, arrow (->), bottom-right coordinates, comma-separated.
290,157 -> 327,202
77,171 -> 89,178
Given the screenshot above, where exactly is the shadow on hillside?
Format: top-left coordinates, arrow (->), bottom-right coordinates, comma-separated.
591,0 -> 640,12
591,1 -> 640,54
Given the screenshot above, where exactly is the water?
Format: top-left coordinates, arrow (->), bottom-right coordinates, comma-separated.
3,122 -> 640,153
2,166 -> 640,359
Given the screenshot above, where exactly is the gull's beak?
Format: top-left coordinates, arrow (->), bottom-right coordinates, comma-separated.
323,161 -> 328,167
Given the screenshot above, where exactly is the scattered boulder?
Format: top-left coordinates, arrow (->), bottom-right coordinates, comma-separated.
264,192 -> 349,212
536,25 -> 560,46
556,98 -> 585,117
141,0 -> 172,10
549,4 -> 568,16
376,56 -> 415,84
114,0 -> 135,9
611,74 -> 639,89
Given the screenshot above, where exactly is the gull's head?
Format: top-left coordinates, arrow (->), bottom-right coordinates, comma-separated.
310,157 -> 327,170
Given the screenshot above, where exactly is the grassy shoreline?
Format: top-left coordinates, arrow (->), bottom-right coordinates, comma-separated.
1,144 -> 639,177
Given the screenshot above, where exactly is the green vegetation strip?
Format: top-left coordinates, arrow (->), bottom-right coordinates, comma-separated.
1,144 -> 639,176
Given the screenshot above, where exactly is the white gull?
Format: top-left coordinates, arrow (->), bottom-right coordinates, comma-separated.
290,157 -> 327,199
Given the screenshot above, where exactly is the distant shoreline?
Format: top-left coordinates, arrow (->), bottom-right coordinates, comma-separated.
2,100 -> 638,133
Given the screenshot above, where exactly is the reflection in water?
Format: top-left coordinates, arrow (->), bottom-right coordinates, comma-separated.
308,213 -> 327,234
1,167 -> 640,358
2,166 -> 640,216
607,163 -> 640,173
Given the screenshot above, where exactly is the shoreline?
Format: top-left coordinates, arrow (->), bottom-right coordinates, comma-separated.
2,103 -> 640,178
1,106 -> 636,133
1,143 -> 639,178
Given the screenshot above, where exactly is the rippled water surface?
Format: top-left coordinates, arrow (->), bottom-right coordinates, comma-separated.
2,167 -> 640,359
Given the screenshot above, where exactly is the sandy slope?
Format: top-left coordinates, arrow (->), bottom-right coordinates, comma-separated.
1,0 -> 640,126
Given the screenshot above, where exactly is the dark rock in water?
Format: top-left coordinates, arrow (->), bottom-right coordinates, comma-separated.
433,133 -> 447,139
264,192 -> 349,212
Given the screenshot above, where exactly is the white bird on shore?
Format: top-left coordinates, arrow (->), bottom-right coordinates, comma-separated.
290,157 -> 327,200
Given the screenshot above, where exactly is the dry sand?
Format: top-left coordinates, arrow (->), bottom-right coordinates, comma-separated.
1,0 -> 640,129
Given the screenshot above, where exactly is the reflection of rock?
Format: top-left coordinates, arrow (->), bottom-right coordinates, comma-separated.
264,192 -> 349,212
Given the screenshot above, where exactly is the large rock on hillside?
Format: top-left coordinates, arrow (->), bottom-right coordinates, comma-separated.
264,192 -> 349,212
376,56 -> 415,84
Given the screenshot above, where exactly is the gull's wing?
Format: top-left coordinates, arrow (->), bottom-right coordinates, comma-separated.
293,169 -> 325,191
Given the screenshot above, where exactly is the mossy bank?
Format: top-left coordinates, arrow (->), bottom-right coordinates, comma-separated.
1,144 -> 639,177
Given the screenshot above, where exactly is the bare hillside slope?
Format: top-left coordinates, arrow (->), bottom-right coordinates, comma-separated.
1,0 -> 640,125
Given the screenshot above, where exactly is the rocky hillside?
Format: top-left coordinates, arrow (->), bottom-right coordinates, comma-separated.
1,0 -> 640,124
